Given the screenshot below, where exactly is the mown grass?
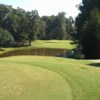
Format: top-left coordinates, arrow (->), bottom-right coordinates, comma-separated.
0,40 -> 75,54
33,40 -> 76,49
0,56 -> 100,100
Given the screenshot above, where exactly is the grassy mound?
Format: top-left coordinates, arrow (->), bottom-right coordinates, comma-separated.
0,56 -> 100,100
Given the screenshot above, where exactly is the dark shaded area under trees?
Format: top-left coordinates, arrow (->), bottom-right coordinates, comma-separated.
75,0 -> 100,59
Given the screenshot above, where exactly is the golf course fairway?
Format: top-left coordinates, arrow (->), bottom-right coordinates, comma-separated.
0,56 -> 100,100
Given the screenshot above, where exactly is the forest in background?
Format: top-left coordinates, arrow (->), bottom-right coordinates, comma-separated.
0,4 -> 75,47
1,0 -> 100,59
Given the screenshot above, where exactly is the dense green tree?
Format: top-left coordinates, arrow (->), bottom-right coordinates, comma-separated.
26,10 -> 39,43
35,19 -> 46,39
66,16 -> 75,39
0,3 -> 75,47
0,4 -> 13,28
55,12 -> 67,39
0,27 -> 14,47
75,0 -> 100,59
42,12 -> 71,40
75,0 -> 100,40
81,9 -> 100,59
42,15 -> 56,39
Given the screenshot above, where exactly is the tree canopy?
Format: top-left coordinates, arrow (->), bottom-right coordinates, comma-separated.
0,3 -> 74,47
0,27 -> 14,47
76,0 -> 100,59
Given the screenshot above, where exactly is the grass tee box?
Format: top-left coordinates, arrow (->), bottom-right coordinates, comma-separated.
0,56 -> 100,100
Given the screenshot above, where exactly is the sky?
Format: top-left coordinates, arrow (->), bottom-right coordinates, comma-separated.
0,0 -> 82,18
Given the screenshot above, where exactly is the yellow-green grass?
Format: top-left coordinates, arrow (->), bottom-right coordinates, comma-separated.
33,40 -> 76,49
0,56 -> 100,100
0,40 -> 75,55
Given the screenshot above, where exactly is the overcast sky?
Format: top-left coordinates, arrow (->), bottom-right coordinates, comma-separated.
0,0 -> 82,18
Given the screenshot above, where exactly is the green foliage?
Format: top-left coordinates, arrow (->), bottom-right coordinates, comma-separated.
81,9 -> 100,58
54,12 -> 67,40
66,16 -> 75,39
33,18 -> 46,40
0,27 -> 14,47
0,3 -> 75,47
76,0 -> 100,59
26,10 -> 39,42
75,0 -> 100,40
42,14 -> 74,40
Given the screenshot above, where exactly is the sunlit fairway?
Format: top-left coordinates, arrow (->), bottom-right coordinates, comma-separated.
33,40 -> 76,49
0,56 -> 100,100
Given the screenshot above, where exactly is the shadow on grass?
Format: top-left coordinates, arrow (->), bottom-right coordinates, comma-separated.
0,48 -> 5,51
88,63 -> 100,67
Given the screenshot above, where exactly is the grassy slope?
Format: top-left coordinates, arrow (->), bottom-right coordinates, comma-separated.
0,56 -> 100,100
0,40 -> 75,54
33,40 -> 75,49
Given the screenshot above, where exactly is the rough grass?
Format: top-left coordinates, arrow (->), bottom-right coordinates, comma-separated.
0,56 -> 100,100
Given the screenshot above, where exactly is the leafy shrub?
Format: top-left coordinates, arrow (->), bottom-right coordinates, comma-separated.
0,27 -> 14,47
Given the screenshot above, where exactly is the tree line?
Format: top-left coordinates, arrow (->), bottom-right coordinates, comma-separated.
1,1 -> 100,59
75,0 -> 100,59
0,4 -> 75,47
